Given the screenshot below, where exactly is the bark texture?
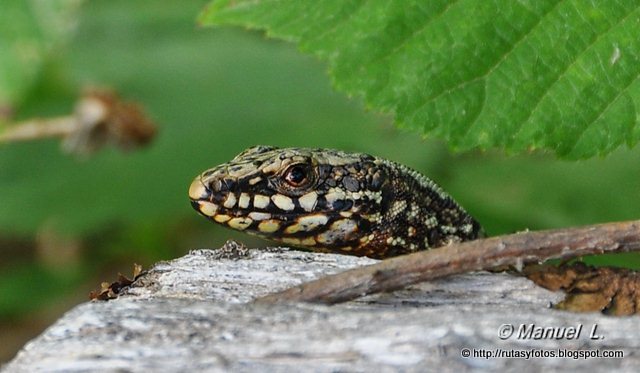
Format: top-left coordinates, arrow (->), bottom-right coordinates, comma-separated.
4,245 -> 639,372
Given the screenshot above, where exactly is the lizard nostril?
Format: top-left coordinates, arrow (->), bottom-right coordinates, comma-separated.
209,179 -> 222,192
221,179 -> 237,192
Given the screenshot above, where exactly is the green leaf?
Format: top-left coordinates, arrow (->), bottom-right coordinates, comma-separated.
200,0 -> 640,159
0,0 -> 82,109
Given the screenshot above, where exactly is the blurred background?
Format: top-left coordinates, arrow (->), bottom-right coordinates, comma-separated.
2,0 -> 640,362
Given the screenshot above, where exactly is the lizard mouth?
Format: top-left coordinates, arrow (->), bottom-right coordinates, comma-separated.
189,174 -> 299,233
188,175 -> 227,219
188,174 -> 366,250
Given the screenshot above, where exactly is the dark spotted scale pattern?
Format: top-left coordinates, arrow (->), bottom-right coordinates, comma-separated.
189,146 -> 483,259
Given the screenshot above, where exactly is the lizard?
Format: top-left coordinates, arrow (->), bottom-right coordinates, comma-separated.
188,145 -> 483,259
188,146 -> 640,314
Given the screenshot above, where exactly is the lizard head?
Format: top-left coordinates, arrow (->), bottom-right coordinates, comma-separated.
189,145 -> 390,255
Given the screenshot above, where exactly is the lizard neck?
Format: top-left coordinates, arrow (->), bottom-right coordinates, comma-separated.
363,159 -> 482,258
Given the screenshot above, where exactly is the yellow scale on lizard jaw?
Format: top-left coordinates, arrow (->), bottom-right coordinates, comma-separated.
223,193 -> 237,208
214,214 -> 231,223
238,193 -> 251,209
228,217 -> 252,230
284,214 -> 329,234
258,219 -> 281,233
198,201 -> 218,217
282,236 -> 316,247
248,212 -> 271,221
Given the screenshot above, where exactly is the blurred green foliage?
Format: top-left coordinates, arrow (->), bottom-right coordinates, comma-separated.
1,0 -> 640,360
0,261 -> 86,320
0,0 -> 82,107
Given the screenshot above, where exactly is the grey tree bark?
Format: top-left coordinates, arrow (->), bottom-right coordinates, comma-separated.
3,244 -> 638,372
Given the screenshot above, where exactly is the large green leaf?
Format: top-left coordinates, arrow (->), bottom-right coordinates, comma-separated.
200,0 -> 640,159
0,0 -> 82,109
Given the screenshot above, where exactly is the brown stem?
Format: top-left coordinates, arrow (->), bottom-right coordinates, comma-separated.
255,220 -> 640,305
0,89 -> 156,155
0,117 -> 78,142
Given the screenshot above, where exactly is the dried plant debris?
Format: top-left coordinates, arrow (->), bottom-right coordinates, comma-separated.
208,240 -> 250,260
0,89 -> 157,155
63,89 -> 157,154
90,264 -> 144,301
525,262 -> 640,316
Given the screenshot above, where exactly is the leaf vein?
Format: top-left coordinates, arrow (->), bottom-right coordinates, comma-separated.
304,0 -> 369,51
515,4 -> 640,138
363,0 -> 462,71
571,72 -> 640,154
407,0 -> 563,121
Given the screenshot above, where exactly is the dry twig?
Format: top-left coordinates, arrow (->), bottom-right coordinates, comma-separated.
0,89 -> 156,155
255,220 -> 640,305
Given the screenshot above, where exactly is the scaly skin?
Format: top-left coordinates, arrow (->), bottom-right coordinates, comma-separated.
189,146 -> 483,259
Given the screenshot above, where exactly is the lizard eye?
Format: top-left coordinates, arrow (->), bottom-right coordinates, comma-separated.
284,164 -> 310,187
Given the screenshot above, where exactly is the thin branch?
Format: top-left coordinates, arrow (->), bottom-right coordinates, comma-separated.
255,220 -> 640,305
0,90 -> 156,155
0,116 -> 78,141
